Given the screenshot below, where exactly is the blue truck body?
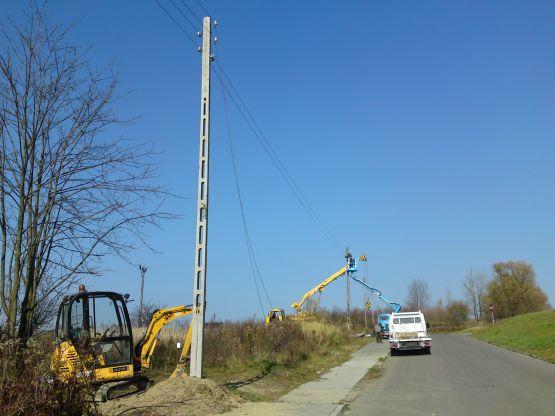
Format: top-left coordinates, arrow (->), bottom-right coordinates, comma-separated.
378,313 -> 391,335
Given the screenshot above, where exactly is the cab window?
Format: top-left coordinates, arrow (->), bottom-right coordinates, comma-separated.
55,303 -> 68,339
89,296 -> 131,367
69,298 -> 88,343
91,296 -> 127,338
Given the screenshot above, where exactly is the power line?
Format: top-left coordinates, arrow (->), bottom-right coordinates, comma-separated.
153,0 -> 197,47
194,0 -> 211,17
218,44 -> 272,313
210,37 -> 334,249
213,61 -> 341,249
213,66 -> 336,248
179,0 -> 203,24
212,65 -> 340,249
168,0 -> 200,32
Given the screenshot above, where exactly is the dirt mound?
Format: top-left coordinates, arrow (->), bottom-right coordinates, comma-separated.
100,377 -> 241,416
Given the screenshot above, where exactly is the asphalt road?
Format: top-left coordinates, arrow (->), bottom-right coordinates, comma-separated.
346,333 -> 555,416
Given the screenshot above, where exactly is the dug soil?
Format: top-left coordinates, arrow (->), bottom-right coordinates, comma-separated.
100,377 -> 242,416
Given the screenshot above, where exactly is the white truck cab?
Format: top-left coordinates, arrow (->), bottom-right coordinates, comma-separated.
388,311 -> 432,355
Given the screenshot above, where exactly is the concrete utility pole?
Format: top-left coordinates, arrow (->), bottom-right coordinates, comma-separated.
345,248 -> 352,332
138,265 -> 147,327
190,16 -> 212,379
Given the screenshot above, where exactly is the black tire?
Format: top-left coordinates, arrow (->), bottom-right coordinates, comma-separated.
425,347 -> 431,355
390,349 -> 397,356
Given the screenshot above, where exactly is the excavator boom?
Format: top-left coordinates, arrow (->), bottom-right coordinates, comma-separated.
134,305 -> 193,369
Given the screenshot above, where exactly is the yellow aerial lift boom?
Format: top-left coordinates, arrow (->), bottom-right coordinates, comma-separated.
52,286 -> 193,401
290,253 -> 367,319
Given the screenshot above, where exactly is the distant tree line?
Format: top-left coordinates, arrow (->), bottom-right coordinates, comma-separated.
405,260 -> 550,327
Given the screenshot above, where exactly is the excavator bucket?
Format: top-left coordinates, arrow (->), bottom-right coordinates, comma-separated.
170,324 -> 193,379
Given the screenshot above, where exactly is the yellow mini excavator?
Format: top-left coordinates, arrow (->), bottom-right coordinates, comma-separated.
51,285 -> 193,401
265,308 -> 286,325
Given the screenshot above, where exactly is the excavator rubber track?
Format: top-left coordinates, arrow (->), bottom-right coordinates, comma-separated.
95,375 -> 150,402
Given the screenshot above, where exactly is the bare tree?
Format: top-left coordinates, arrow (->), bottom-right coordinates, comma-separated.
130,299 -> 164,330
0,9 -> 171,343
462,269 -> 488,321
405,278 -> 430,311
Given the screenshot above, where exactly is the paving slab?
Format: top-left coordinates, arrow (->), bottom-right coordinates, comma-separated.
225,340 -> 389,416
225,402 -> 339,416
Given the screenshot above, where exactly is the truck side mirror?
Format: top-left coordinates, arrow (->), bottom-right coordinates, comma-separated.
426,322 -> 430,329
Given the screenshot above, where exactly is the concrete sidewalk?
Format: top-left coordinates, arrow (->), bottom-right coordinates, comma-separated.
225,340 -> 389,416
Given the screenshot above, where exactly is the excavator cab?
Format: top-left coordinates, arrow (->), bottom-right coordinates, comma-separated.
265,308 -> 285,326
53,288 -> 136,385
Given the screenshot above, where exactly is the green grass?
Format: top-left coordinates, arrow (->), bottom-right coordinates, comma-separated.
470,310 -> 555,364
229,335 -> 367,402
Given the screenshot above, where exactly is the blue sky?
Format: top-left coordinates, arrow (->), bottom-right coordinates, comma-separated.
4,1 -> 554,319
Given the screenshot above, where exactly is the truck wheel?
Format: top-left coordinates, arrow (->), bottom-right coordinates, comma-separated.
425,347 -> 431,355
390,349 -> 397,356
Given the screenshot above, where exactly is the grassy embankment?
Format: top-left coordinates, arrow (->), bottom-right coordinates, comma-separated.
144,319 -> 367,401
469,310 -> 555,364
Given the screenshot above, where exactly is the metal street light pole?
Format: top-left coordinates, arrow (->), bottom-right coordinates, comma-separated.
138,265 -> 147,327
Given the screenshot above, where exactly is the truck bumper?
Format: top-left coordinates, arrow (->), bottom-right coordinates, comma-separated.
390,339 -> 431,351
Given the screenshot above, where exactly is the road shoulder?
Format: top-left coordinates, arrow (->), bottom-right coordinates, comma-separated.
225,340 -> 389,416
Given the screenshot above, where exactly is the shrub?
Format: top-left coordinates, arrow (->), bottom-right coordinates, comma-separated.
0,337 -> 98,416
447,301 -> 470,327
144,318 -> 350,379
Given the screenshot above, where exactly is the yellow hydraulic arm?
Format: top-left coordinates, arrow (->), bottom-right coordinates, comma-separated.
290,254 -> 366,317
291,266 -> 349,315
134,305 -> 193,369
